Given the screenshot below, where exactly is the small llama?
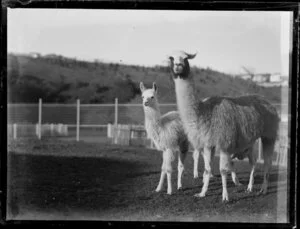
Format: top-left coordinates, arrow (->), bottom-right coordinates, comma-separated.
140,82 -> 197,195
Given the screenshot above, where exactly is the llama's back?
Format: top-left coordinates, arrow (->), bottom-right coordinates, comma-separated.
158,111 -> 189,152
160,111 -> 181,125
199,95 -> 279,153
225,95 -> 279,139
160,111 -> 184,134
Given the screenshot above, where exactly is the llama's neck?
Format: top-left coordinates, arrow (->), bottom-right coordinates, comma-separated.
143,104 -> 161,133
174,77 -> 204,124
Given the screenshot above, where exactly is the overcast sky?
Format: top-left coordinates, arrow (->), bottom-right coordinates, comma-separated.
7,9 -> 292,75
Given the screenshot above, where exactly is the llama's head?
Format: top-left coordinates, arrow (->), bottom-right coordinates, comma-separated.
140,82 -> 158,108
168,51 -> 197,79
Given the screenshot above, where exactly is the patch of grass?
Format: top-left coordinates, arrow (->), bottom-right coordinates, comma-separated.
6,139 -> 288,222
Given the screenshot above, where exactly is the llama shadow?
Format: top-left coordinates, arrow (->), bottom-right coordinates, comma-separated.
126,171 -> 160,178
179,169 -> 287,198
234,183 -> 287,202
7,153 -> 143,219
209,169 -> 287,183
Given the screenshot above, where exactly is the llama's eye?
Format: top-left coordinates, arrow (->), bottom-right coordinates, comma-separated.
151,96 -> 154,99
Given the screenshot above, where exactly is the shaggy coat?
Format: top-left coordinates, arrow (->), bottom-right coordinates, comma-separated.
145,110 -> 188,153
168,51 -> 280,201
140,82 -> 192,195
175,91 -> 279,154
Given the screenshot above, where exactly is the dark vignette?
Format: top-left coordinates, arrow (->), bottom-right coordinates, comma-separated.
0,1 -> 299,229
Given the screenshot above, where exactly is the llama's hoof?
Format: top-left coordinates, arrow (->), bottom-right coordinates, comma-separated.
222,191 -> 229,202
222,195 -> 229,202
194,193 -> 205,198
259,188 -> 267,195
167,191 -> 172,195
177,186 -> 183,191
259,183 -> 268,195
155,188 -> 162,193
246,186 -> 253,193
193,172 -> 199,179
222,198 -> 229,203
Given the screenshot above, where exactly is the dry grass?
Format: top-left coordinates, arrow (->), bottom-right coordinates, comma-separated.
6,139 -> 288,222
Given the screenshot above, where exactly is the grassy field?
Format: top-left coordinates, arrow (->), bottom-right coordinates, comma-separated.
6,139 -> 288,222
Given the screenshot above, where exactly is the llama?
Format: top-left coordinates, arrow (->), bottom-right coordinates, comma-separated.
140,82 -> 197,195
167,51 -> 279,201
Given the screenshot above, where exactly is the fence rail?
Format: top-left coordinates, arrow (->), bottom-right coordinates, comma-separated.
7,98 -> 289,167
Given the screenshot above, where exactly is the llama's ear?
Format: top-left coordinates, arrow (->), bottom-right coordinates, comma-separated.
153,82 -> 157,92
140,82 -> 145,92
186,52 -> 197,60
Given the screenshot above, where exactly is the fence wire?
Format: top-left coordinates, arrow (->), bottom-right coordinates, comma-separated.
7,102 -> 288,142
7,100 -> 289,167
8,103 -> 288,125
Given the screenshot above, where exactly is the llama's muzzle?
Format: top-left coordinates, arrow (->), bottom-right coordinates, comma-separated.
174,65 -> 183,74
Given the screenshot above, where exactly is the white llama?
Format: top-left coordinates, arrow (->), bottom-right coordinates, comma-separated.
140,82 -> 198,195
167,51 -> 279,201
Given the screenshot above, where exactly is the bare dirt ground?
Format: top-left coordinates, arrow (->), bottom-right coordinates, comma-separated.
6,139 -> 288,222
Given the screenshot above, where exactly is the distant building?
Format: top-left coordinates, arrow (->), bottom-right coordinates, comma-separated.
281,75 -> 289,86
256,74 -> 289,87
29,52 -> 41,58
281,80 -> 289,86
252,74 -> 270,83
269,73 -> 281,82
239,74 -> 252,80
44,54 -> 58,58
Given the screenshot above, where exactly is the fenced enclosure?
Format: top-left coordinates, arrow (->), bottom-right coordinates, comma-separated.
7,98 -> 289,166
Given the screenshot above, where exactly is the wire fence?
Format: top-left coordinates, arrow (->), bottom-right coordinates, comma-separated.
7,98 -> 290,166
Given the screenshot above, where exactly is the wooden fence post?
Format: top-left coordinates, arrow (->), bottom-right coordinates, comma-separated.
76,99 -> 80,141
13,124 -> 17,139
38,98 -> 42,140
107,123 -> 112,138
114,98 -> 118,126
114,98 -> 118,144
50,123 -> 54,136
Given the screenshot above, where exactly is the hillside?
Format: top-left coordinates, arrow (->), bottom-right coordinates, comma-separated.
7,53 -> 283,104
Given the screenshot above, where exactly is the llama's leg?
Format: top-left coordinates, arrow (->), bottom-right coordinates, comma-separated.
219,151 -> 233,202
165,149 -> 176,195
177,151 -> 187,190
259,138 -> 275,194
156,172 -> 166,192
155,151 -> 166,192
230,161 -> 242,186
195,147 -> 212,198
210,147 -> 215,178
202,148 -> 215,182
247,147 -> 256,192
193,149 -> 200,178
